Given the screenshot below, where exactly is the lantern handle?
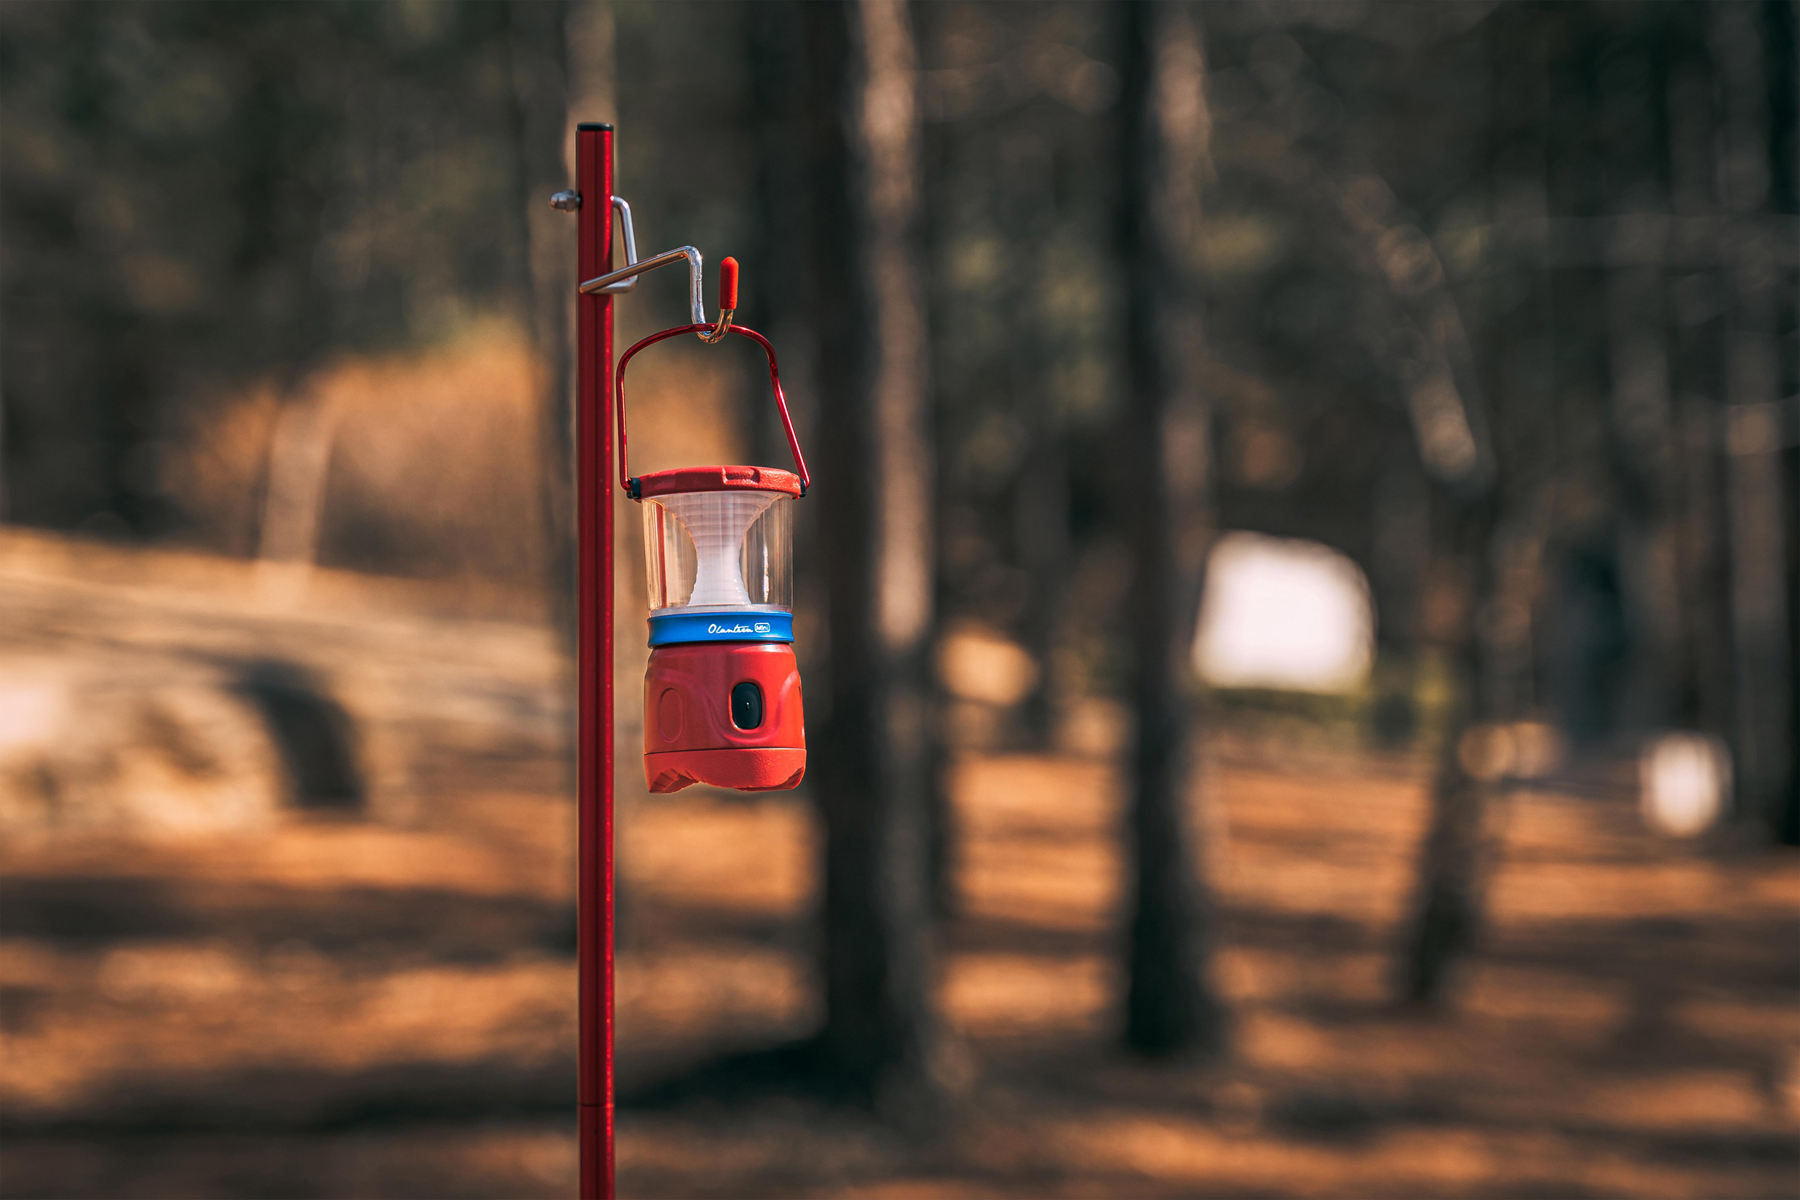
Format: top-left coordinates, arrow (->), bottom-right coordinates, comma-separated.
614,322 -> 811,499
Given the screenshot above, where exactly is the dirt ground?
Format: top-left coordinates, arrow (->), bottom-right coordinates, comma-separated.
2,538 -> 1797,1199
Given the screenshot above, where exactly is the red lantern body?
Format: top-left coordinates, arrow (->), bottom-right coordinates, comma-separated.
643,641 -> 805,792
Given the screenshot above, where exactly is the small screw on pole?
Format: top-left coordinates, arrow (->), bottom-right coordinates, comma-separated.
550,189 -> 581,212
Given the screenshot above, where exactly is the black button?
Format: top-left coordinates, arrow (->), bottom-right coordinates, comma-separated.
730,681 -> 763,730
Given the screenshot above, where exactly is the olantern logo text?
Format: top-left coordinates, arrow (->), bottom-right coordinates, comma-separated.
707,621 -> 773,635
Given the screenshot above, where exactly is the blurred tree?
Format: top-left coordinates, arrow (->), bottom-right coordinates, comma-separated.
1396,502 -> 1502,1003
805,0 -> 942,1105
1116,0 -> 1226,1057
1712,0 -> 1795,844
915,4 -> 1123,920
505,0 -> 575,647
1659,3 -> 1739,775
1390,2 -> 1523,1005
916,2 -> 1119,741
1772,0 -> 1800,848
740,0 -> 807,471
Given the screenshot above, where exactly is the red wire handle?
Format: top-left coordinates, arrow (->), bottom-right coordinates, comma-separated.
615,323 -> 811,499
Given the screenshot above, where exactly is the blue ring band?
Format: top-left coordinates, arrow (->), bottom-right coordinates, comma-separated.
648,610 -> 794,646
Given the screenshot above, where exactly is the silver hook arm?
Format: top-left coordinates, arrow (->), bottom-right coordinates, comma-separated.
578,197 -> 641,294
549,194 -> 643,293
579,245 -> 705,327
559,192 -> 725,338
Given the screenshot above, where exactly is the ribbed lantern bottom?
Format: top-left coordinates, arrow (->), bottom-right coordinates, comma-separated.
644,746 -> 806,793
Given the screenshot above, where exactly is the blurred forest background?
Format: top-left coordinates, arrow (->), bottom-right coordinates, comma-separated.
2,1 -> 1797,1197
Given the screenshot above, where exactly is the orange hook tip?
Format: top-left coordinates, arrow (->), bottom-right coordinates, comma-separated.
719,257 -> 739,311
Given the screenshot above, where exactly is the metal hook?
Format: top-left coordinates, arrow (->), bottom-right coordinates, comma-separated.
584,197 -> 640,294
551,194 -> 643,296
563,194 -> 728,340
700,308 -> 735,343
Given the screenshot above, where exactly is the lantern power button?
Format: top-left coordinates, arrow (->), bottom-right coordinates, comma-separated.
730,681 -> 764,730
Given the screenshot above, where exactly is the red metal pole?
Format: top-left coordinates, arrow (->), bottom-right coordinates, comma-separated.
575,122 -> 615,1200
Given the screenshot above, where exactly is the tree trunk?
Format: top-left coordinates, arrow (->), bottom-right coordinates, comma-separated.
1368,464 -> 1431,746
1665,6 -> 1738,763
805,0 -> 940,1107
1002,118 -> 1068,750
1396,495 -> 1499,1002
742,0 -> 807,471
1393,5 -> 1526,1004
1605,258 -> 1683,737
256,387 -> 339,598
1713,1 -> 1794,841
1116,0 -> 1226,1058
1770,0 -> 1800,848
506,0 -> 576,652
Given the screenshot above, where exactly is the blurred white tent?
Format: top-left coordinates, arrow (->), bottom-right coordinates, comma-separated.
1193,532 -> 1374,693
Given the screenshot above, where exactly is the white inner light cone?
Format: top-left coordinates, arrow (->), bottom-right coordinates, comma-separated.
659,490 -> 777,608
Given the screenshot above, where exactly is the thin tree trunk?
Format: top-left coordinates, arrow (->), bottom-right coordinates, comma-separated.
1368,464 -> 1430,746
1014,426 -> 1070,746
1397,494 -> 1499,1002
1713,2 -> 1794,840
507,0 -> 576,650
1770,0 -> 1800,847
908,0 -> 957,920
1117,0 -> 1226,1058
1606,259 -> 1682,735
256,388 -> 338,599
1394,5 -> 1524,1003
1666,10 -> 1737,755
743,0 -> 803,472
806,0 -> 940,1107
1002,121 -> 1068,749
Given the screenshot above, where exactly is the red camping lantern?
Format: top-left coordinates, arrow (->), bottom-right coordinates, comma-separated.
615,258 -> 810,793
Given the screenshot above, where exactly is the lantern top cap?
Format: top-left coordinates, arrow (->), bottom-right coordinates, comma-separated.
636,465 -> 804,499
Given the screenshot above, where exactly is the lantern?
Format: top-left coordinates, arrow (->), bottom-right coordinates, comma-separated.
616,259 -> 810,793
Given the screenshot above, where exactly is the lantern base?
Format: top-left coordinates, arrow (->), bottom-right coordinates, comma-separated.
645,746 -> 806,793
643,641 -> 805,793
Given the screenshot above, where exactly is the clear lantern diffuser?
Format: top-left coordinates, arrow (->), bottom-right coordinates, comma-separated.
640,464 -> 795,647
641,480 -> 793,616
